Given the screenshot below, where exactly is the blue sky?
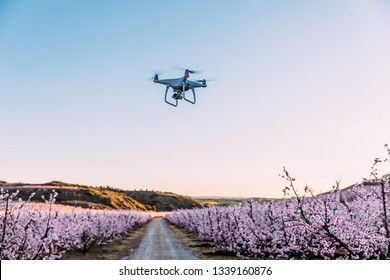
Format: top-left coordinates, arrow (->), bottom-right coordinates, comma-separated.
1,0 -> 390,197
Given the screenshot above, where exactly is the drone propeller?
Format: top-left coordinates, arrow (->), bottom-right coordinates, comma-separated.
186,69 -> 201,74
173,66 -> 202,74
195,78 -> 216,82
147,71 -> 164,81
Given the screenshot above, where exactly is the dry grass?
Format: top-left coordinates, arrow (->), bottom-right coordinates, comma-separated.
61,223 -> 149,260
165,222 -> 240,260
61,216 -> 240,260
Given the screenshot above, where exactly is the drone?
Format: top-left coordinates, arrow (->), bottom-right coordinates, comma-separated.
152,68 -> 208,107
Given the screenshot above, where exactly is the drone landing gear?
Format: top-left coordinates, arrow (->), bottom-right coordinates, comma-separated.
164,86 -> 197,107
164,86 -> 178,107
183,87 -> 196,104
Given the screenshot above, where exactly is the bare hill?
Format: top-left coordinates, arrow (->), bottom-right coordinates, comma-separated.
0,180 -> 204,211
122,190 -> 203,211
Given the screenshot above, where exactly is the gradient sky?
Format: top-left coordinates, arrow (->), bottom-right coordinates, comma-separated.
1,0 -> 390,198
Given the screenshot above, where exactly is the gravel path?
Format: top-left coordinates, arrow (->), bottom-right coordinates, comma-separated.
122,218 -> 199,260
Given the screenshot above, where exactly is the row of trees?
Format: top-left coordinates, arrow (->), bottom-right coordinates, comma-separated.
0,190 -> 151,260
166,146 -> 390,259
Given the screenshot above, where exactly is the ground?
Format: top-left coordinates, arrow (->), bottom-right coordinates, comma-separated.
62,217 -> 239,260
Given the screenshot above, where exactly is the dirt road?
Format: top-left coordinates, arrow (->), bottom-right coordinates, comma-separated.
123,218 -> 199,260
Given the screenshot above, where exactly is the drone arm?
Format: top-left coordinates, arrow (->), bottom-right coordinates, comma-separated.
183,87 -> 196,104
164,86 -> 178,107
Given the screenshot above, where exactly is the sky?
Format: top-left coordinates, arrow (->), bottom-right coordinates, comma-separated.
1,0 -> 390,198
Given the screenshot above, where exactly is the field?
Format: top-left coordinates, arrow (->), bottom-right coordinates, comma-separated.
0,191 -> 151,260
1,147 -> 390,260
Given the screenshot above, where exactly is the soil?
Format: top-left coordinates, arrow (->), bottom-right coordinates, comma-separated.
165,221 -> 240,260
61,223 -> 148,260
62,217 -> 239,260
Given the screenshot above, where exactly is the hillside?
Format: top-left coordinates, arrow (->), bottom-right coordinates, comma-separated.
122,190 -> 203,211
0,180 -> 204,211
